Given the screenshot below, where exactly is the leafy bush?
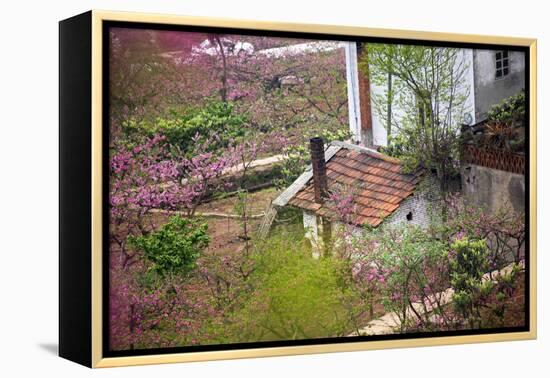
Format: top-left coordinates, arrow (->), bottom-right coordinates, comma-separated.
449,237 -> 491,328
488,263 -> 522,325
487,90 -> 525,126
123,101 -> 248,154
274,143 -> 309,188
480,90 -> 526,152
378,132 -> 424,173
448,236 -> 524,329
128,215 -> 209,277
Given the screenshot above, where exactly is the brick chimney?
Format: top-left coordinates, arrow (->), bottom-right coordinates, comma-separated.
357,43 -> 374,148
309,137 -> 328,204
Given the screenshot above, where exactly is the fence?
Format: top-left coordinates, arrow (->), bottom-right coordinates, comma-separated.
462,144 -> 525,175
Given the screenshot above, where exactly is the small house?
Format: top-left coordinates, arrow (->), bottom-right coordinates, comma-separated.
273,137 -> 437,256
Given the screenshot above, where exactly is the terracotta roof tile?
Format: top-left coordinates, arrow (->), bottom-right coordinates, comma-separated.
287,144 -> 423,227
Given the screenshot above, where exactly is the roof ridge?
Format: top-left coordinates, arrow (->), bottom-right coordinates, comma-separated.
329,140 -> 402,164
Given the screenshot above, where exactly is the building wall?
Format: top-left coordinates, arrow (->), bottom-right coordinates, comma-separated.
461,164 -> 525,214
473,50 -> 525,122
383,177 -> 440,229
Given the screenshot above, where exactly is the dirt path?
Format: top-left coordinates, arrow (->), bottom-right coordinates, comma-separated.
223,154 -> 285,176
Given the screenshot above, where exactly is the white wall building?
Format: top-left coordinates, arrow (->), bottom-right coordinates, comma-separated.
344,43 -> 526,148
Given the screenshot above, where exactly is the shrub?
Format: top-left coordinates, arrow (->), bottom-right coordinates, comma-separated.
482,91 -> 526,152
449,236 -> 491,328
449,236 -> 524,329
487,90 -> 525,126
123,100 -> 248,154
128,215 -> 209,277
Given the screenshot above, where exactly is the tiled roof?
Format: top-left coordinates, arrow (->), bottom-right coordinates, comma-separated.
287,144 -> 423,227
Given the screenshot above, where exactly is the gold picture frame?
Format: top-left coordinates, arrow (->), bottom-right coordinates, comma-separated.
59,9 -> 537,368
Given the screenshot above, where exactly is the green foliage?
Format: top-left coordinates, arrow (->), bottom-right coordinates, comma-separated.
275,144 -> 309,188
123,100 -> 248,154
361,44 -> 469,190
319,128 -> 352,143
372,225 -> 450,330
487,90 -> 525,125
128,216 -> 209,277
481,90 -> 526,152
450,237 -> 489,288
449,237 -> 490,328
378,133 -> 423,173
207,234 -> 358,343
489,262 -> 522,325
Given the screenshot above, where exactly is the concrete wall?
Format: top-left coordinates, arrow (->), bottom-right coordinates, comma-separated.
473,50 -> 525,122
461,164 -> 525,214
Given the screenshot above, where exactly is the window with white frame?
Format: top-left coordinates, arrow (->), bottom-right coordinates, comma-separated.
495,50 -> 510,79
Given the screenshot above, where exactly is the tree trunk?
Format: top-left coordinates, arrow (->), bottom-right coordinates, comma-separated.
214,36 -> 228,102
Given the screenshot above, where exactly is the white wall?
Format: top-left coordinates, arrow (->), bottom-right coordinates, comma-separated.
384,177 -> 439,228
1,1 -> 547,377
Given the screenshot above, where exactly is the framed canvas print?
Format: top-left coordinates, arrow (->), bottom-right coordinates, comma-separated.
59,10 -> 537,368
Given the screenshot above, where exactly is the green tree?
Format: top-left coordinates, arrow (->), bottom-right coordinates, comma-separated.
361,44 -> 470,191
